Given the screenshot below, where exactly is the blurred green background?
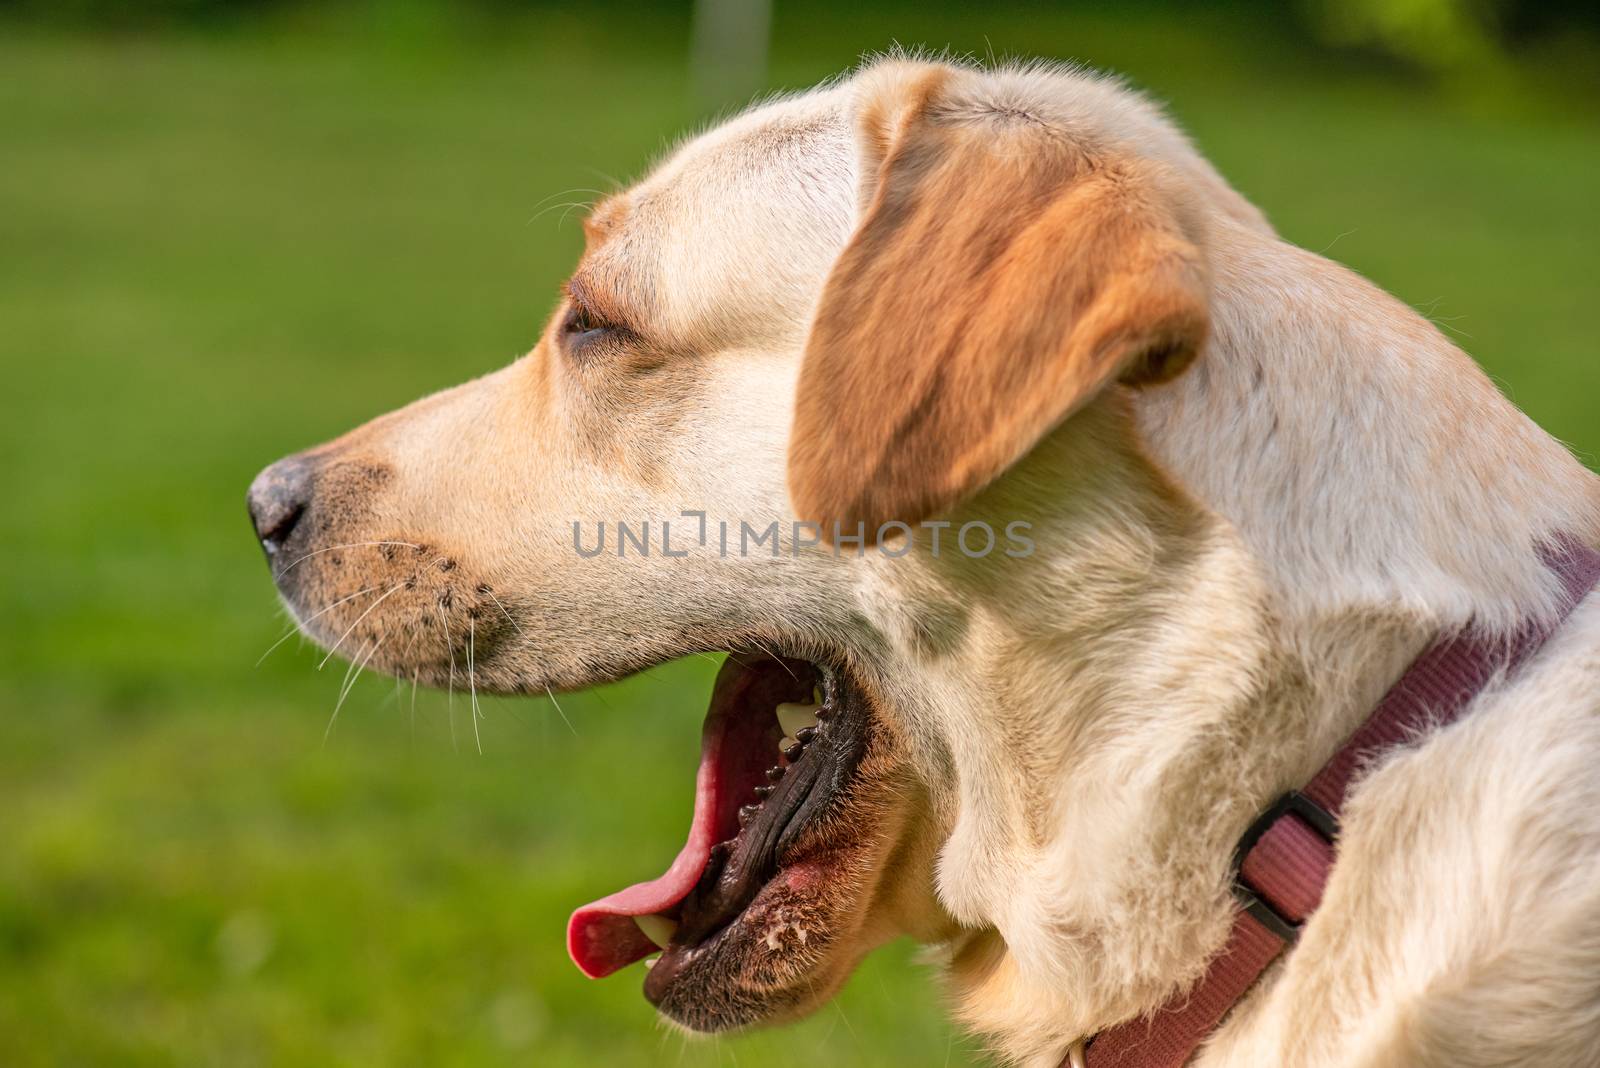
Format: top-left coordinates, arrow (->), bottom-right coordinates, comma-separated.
2,1 -> 1597,1065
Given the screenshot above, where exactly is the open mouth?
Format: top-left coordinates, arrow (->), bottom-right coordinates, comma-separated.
567,651 -> 871,1002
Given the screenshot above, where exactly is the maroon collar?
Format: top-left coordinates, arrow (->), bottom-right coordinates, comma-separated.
1071,537 -> 1600,1068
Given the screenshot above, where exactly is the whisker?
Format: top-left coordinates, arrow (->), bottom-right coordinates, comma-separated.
324,633 -> 386,746
337,636 -> 382,707
633,663 -> 673,688
335,637 -> 369,708
483,590 -> 523,634
277,540 -> 422,577
436,602 -> 458,754
545,685 -> 579,738
447,683 -> 457,751
410,668 -> 419,749
317,584 -> 404,670
256,629 -> 300,668
468,620 -> 483,755
748,638 -> 798,681
392,625 -> 422,684
531,199 -> 599,225
830,998 -> 861,1044
525,185 -> 606,216
255,585 -> 378,667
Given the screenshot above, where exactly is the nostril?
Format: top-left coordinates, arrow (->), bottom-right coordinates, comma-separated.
248,456 -> 316,560
256,502 -> 305,557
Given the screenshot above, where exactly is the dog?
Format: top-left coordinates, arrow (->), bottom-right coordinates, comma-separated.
247,57 -> 1600,1066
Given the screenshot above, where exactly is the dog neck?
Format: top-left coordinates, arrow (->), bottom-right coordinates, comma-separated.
1138,218 -> 1600,637
897,221 -> 1600,1065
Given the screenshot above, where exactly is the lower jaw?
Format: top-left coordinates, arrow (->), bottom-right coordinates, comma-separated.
642,655 -> 882,1019
566,649 -> 878,1006
642,857 -> 839,1026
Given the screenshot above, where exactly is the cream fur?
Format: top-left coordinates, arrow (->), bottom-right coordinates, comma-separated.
264,56 -> 1600,1067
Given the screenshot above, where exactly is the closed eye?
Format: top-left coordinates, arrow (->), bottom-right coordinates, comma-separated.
560,281 -> 632,359
563,299 -> 608,339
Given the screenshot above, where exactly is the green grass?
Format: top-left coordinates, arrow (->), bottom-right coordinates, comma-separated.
1,9 -> 1596,1066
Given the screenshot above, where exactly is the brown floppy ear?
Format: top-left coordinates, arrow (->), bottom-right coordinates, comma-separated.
787,63 -> 1210,538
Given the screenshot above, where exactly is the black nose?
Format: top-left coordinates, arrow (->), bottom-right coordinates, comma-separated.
248,455 -> 316,560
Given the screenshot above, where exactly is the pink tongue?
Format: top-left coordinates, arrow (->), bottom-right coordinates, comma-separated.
567,656 -> 776,978
566,748 -> 723,977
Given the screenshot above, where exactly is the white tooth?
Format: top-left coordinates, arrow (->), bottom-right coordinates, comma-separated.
634,914 -> 677,950
643,954 -> 660,971
776,702 -> 819,738
812,684 -> 823,705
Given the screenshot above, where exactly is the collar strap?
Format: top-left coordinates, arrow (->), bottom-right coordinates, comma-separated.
1073,537 -> 1600,1068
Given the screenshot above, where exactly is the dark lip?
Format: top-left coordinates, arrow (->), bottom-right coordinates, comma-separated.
643,659 -> 873,1004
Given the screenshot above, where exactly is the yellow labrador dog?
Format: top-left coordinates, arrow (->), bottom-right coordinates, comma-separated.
248,58 -> 1600,1067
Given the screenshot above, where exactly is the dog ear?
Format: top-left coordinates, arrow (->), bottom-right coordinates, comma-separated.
787,63 -> 1210,539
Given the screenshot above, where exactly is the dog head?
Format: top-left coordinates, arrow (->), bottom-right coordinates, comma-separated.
248,57 -> 1252,1041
